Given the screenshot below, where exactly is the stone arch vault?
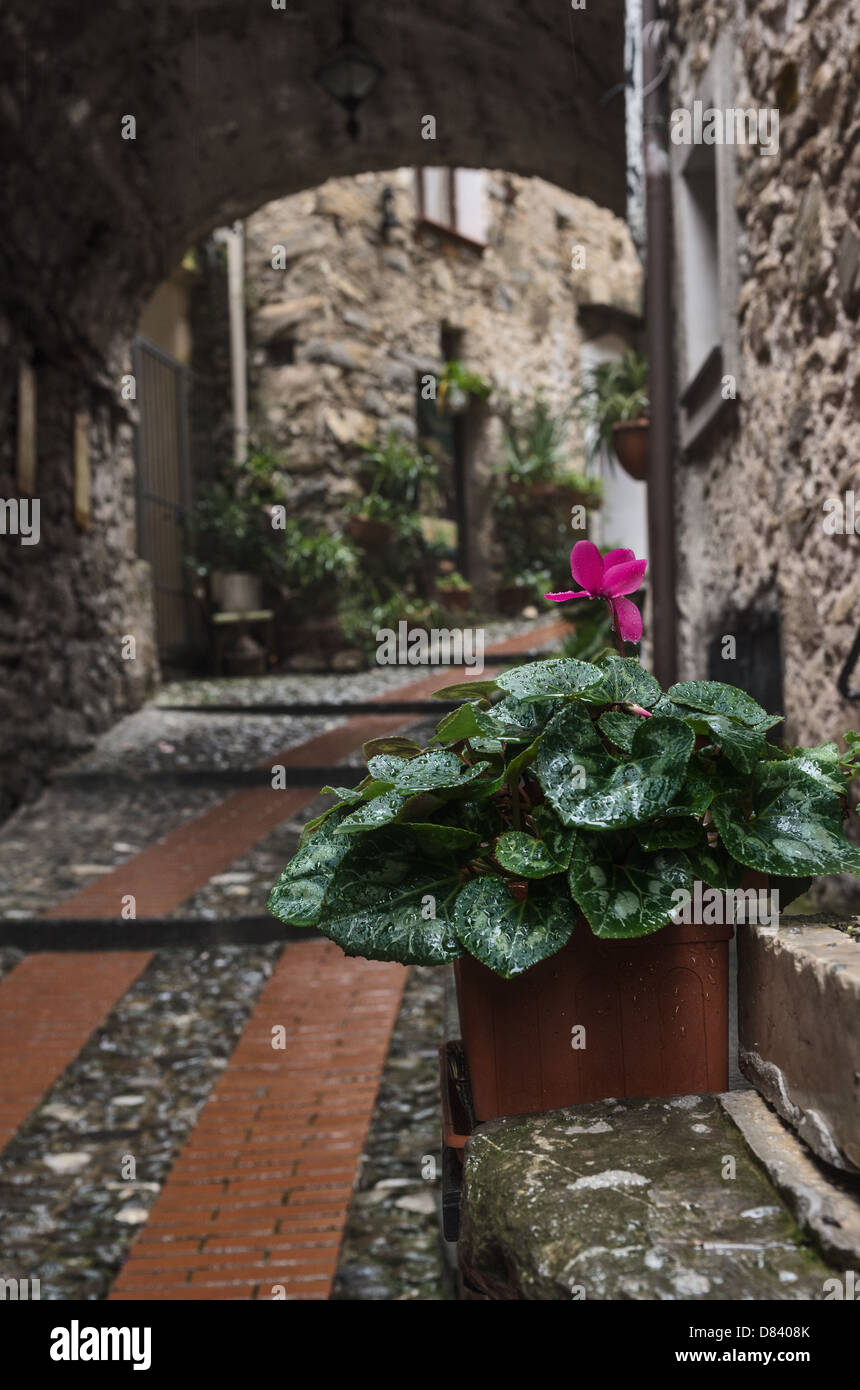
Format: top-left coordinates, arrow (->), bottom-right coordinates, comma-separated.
0,0 -> 626,814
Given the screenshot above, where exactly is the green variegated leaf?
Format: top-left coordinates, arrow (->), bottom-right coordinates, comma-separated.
431,679 -> 499,701
319,830 -> 465,965
496,657 -> 603,701
667,680 -> 773,728
467,736 -> 505,755
661,758 -> 718,818
504,736 -> 542,785
269,813 -> 353,927
430,703 -> 483,744
361,736 -> 422,762
581,654 -> 661,709
670,707 -> 769,775
393,751 -> 492,793
334,788 -> 408,834
598,710 -> 641,753
492,695 -> 566,733
453,875 -> 574,977
712,761 -> 860,877
495,808 -> 575,879
536,706 -> 694,829
319,784 -> 365,803
569,838 -> 693,939
397,823 -> 480,853
685,842 -> 746,890
791,754 -> 851,796
635,817 -> 704,851
366,755 -> 411,782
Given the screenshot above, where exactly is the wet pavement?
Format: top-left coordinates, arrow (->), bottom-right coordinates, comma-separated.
0,622 -> 558,1301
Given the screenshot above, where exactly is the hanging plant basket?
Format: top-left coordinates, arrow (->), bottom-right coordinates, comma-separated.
611,417 -> 650,482
454,908 -> 733,1123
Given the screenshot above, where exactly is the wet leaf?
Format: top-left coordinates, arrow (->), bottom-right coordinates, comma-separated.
667,680 -> 773,728
536,706 -> 694,829
713,760 -> 860,876
453,875 -> 574,977
569,838 -> 693,938
269,812 -> 353,927
496,657 -> 603,701
319,830 -> 466,965
580,654 -> 661,708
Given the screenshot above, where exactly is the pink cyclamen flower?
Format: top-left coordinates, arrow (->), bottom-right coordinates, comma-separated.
545,540 -> 647,645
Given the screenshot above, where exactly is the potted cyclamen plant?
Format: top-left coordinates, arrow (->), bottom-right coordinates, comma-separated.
268,541 -> 860,1123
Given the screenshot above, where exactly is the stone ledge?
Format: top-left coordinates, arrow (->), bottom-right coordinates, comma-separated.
738,919 -> 860,1172
457,1094 -> 840,1301
722,1090 -> 860,1271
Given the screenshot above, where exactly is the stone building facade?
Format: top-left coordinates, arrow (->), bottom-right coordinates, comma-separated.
668,0 -> 860,903
217,168 -> 643,605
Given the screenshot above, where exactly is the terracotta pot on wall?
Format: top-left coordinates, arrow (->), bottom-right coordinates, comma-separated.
611,417 -> 650,481
347,515 -> 393,547
454,911 -> 732,1124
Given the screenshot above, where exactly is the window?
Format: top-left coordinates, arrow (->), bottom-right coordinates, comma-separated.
671,34 -> 741,450
415,168 -> 487,245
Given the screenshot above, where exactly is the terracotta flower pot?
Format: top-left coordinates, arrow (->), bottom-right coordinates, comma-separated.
217,571 -> 263,613
437,586 -> 472,612
454,912 -> 732,1123
611,417 -> 649,481
496,584 -> 531,616
347,515 -> 393,547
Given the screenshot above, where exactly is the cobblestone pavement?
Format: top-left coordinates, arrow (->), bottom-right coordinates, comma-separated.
0,944 -> 281,1299
0,619 -> 565,1300
0,616 -> 550,920
332,967 -> 453,1301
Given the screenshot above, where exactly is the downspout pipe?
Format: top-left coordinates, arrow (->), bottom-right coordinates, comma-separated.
225,220 -> 249,465
642,1 -> 678,686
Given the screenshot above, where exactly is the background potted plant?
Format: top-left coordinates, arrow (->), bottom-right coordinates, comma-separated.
496,394 -> 602,504
577,349 -> 650,482
492,394 -> 601,617
435,568 -> 473,612
437,360 -> 492,415
188,443 -> 287,611
271,520 -> 358,663
269,540 -> 860,1122
346,432 -> 439,548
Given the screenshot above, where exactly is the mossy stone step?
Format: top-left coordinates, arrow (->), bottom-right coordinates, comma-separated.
458,1094 -> 840,1300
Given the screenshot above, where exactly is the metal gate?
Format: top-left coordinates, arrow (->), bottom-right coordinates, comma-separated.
133,336 -> 194,663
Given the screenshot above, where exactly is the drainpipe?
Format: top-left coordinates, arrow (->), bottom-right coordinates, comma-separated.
225,220 -> 248,465
642,1 -> 678,686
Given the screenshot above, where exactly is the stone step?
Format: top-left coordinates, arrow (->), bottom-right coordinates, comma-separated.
457,1090 -> 859,1301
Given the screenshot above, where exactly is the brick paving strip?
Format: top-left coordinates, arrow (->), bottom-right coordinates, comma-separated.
0,621 -> 567,1295
109,941 -> 405,1300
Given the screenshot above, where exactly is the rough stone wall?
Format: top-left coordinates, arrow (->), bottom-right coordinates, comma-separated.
240,168 -> 642,596
0,330 -> 158,820
670,0 -> 860,906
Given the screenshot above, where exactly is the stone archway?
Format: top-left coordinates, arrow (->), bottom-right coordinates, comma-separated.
0,0 -> 627,814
